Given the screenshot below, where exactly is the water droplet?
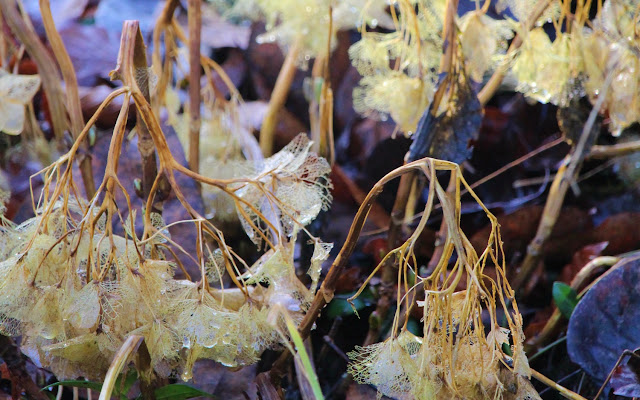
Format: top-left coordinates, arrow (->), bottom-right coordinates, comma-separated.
181,370 -> 192,381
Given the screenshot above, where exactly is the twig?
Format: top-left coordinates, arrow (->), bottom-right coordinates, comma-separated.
588,140 -> 640,159
477,0 -> 553,105
39,0 -> 95,198
464,136 -> 564,194
512,73 -> 612,291
187,0 -> 201,173
531,368 -> 588,400
259,37 -> 302,156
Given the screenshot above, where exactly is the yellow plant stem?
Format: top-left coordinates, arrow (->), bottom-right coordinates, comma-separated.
112,21 -> 165,214
99,335 -> 144,400
259,37 -> 302,156
187,0 -> 201,173
39,0 -> 95,198
531,368 -> 588,400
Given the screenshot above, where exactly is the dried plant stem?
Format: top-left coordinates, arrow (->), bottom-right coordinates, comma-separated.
439,0 -> 459,76
112,21 -> 165,213
594,349 -> 640,400
0,0 -> 67,142
151,0 -> 180,111
588,140 -> 640,159
99,335 -> 144,400
477,0 -> 553,105
513,73 -> 612,291
187,0 -> 201,173
309,54 -> 324,152
259,37 -> 302,156
39,0 -> 95,198
464,136 -> 564,194
531,368 -> 588,400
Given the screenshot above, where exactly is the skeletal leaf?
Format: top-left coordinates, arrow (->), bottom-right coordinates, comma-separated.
236,134 -> 332,247
64,282 -> 101,330
0,70 -> 41,135
459,10 -> 513,83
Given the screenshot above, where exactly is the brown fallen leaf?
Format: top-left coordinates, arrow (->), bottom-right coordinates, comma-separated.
560,241 -> 608,284
589,212 -> 640,256
470,205 -> 592,266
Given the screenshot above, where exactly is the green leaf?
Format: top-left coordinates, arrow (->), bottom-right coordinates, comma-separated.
41,380 -> 103,392
553,281 -> 579,319
121,368 -> 139,396
326,290 -> 375,319
284,315 -> 324,400
154,384 -> 217,400
502,342 -> 513,357
405,317 -> 421,336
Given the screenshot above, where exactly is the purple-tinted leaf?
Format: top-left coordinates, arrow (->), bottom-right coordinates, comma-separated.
611,361 -> 640,398
567,257 -> 640,382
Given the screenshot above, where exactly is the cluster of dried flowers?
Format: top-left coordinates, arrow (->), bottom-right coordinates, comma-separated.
347,0 -> 639,135
345,161 -> 541,399
0,130 -> 332,381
